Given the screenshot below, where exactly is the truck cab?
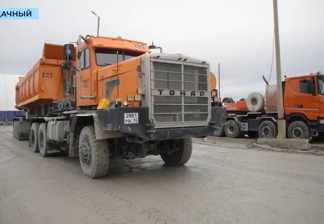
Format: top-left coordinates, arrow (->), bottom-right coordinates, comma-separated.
266,71 -> 324,138
283,72 -> 324,137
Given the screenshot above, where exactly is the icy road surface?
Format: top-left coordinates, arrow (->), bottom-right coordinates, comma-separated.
0,126 -> 323,224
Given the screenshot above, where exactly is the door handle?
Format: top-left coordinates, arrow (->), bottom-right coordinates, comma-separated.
298,104 -> 303,108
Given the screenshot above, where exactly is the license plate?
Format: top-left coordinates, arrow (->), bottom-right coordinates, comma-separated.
124,113 -> 139,124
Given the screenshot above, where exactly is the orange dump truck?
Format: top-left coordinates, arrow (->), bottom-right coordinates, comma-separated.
13,34 -> 226,179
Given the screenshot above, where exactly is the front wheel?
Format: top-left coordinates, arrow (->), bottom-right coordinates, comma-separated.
160,138 -> 192,166
287,121 -> 311,139
78,126 -> 110,179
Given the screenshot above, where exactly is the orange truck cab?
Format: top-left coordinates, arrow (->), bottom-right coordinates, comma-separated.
267,72 -> 324,138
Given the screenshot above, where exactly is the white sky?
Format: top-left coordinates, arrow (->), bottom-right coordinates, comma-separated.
0,0 -> 323,108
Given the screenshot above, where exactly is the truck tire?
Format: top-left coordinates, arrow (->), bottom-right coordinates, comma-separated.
222,97 -> 235,104
258,120 -> 277,138
78,126 -> 110,179
287,121 -> 310,139
30,123 -> 40,153
213,125 -> 226,137
160,138 -> 192,166
38,123 -> 52,157
224,120 -> 244,138
246,92 -> 265,112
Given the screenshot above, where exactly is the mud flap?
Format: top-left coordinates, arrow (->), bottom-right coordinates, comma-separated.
14,119 -> 31,141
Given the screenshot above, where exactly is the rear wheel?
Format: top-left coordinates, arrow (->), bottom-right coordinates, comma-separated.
30,123 -> 40,153
38,123 -> 52,157
213,125 -> 226,137
78,126 -> 110,179
160,138 -> 192,166
224,120 -> 244,138
258,120 -> 277,138
287,121 -> 310,139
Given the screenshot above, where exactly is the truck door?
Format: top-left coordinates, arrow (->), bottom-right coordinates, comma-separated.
286,77 -> 319,120
78,47 -> 93,105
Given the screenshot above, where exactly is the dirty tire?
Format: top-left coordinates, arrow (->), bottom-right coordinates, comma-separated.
222,97 -> 235,104
247,131 -> 258,138
79,126 -> 110,179
30,123 -> 40,153
213,125 -> 226,137
287,121 -> 310,139
246,92 -> 265,112
160,138 -> 192,166
258,120 -> 277,138
224,120 -> 245,138
38,123 -> 51,157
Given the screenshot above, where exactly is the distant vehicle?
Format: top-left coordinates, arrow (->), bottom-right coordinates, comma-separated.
214,72 -> 324,140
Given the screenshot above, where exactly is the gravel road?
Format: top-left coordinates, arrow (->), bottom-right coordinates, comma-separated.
0,126 -> 324,224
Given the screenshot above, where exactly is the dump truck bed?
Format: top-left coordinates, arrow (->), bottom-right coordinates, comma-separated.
15,43 -> 76,110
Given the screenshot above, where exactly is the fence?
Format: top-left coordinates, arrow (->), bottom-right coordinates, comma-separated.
0,110 -> 25,125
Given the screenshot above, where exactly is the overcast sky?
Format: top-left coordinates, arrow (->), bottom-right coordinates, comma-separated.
0,0 -> 323,110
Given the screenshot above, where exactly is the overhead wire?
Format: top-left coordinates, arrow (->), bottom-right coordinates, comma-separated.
265,33 -> 275,96
268,33 -> 275,85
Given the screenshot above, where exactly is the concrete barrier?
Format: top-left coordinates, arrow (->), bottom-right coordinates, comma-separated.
256,138 -> 310,151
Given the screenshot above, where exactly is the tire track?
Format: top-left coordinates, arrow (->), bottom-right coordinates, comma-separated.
0,131 -> 182,224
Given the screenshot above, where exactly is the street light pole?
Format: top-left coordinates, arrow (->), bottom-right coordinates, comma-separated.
4,75 -> 8,124
91,11 -> 100,36
273,0 -> 286,139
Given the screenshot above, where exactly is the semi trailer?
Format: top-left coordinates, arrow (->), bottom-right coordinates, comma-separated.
214,72 -> 324,140
12,34 -> 226,179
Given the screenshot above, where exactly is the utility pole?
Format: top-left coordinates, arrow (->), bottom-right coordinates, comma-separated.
218,63 -> 221,98
273,0 -> 286,139
91,11 -> 100,36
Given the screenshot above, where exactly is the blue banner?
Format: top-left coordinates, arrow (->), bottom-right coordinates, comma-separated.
0,8 -> 39,20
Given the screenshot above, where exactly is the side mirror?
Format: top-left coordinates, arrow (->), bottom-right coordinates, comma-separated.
77,49 -> 82,59
63,44 -> 75,60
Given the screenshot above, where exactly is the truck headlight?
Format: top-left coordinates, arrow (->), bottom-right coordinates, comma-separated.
319,119 -> 324,124
134,95 -> 142,101
127,95 -> 134,101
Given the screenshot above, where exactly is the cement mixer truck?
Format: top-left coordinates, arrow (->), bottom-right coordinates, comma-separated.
214,72 -> 324,140
12,34 -> 226,179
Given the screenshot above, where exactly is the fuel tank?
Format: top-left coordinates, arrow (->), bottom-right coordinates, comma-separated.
15,43 -> 76,110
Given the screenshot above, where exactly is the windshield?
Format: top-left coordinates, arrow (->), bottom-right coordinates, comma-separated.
95,48 -> 142,66
318,78 -> 324,95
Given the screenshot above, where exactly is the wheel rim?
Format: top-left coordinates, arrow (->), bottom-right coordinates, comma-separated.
80,135 -> 92,167
39,131 -> 44,149
262,126 -> 270,136
228,125 -> 234,134
292,127 -> 303,138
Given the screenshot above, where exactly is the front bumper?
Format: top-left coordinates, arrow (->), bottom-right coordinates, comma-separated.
96,106 -> 226,142
310,118 -> 324,132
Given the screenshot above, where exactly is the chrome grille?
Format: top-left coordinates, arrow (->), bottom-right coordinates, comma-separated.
151,61 -> 210,125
